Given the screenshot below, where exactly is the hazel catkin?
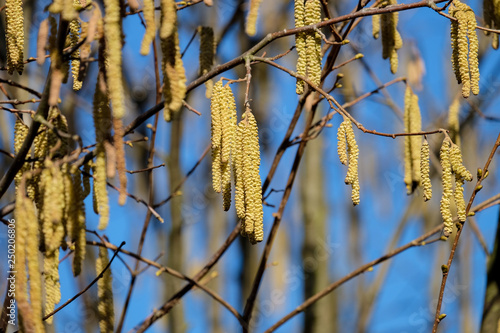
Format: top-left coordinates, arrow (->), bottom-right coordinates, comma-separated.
140,0 -> 156,55
403,86 -> 422,194
338,118 -> 360,206
420,139 -> 432,201
246,0 -> 263,36
5,0 -> 25,74
294,0 -> 307,94
97,247 -> 115,333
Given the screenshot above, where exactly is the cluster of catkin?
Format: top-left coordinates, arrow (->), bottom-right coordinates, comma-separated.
337,118 -> 360,205
161,0 -> 187,122
372,0 -> 403,74
403,86 -> 422,195
483,0 -> 500,49
449,0 -> 480,98
295,0 -> 322,94
210,81 -> 264,243
439,138 -> 472,237
13,108 -> 89,331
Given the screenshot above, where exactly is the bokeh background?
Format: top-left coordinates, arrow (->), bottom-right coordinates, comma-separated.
0,0 -> 499,332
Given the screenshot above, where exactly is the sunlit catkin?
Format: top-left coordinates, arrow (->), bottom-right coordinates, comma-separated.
295,0 -> 306,94
5,0 -> 25,74
337,120 -> 348,165
378,0 -> 402,74
372,14 -> 380,39
14,188 -> 35,332
440,139 -> 453,237
69,19 -> 83,91
113,118 -> 127,206
140,0 -> 156,55
246,0 -> 263,36
14,118 -> 29,189
304,0 -> 322,87
449,1 -> 480,98
403,87 -> 422,194
235,112 -> 264,243
342,118 -> 360,206
160,0 -> 176,38
44,249 -> 61,323
450,144 -> 472,181
199,26 -> 215,98
104,0 -> 126,118
96,247 -> 115,333
420,139 -> 432,201
40,161 -> 65,253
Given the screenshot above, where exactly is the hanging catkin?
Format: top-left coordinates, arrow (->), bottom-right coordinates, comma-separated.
14,187 -> 35,332
93,48 -> 111,229
341,118 -> 360,206
403,86 -> 422,194
420,139 -> 432,201
69,19 -> 83,91
234,112 -> 264,243
160,0 -> 176,39
448,97 -> 461,147
103,0 -> 126,118
96,247 -> 115,333
439,138 -> 472,237
199,26 -> 215,98
5,0 -> 25,74
336,120 -> 348,165
449,1 -> 480,98
440,138 -> 453,236
304,0 -> 322,87
373,0 -> 402,74
246,0 -> 263,36
294,0 -> 307,94
113,117 -> 127,205
210,81 -> 237,210
43,249 -> 61,323
161,23 -> 186,121
140,0 -> 156,55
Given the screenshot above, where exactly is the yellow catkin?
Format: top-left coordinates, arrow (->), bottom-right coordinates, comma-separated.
199,26 -> 215,98
14,188 -> 35,332
234,113 -> 263,243
113,118 -> 127,205
5,0 -> 24,74
210,81 -> 224,192
343,119 -> 360,206
160,0 -> 176,39
94,147 -> 110,229
440,139 -> 453,237
69,170 -> 86,276
69,19 -> 83,91
420,139 -> 432,201
448,97 -> 461,147
221,85 -> 237,164
103,0 -> 126,118
40,161 -> 65,253
336,120 -> 347,165
246,0 -> 263,36
304,0 -> 322,87
295,0 -> 307,94
234,122 -> 246,220
96,247 -> 115,333
403,87 -> 422,194
44,249 -> 61,323
454,176 -> 466,221
14,118 -> 30,189
450,1 -> 480,98
161,25 -> 186,121
140,0 -> 156,55
450,144 -> 473,181
379,0 -> 401,73
467,11 -> 479,95
372,14 -> 380,39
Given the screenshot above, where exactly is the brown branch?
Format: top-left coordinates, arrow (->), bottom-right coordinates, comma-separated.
265,225 -> 444,332
43,242 -> 125,321
0,99 -> 40,105
132,221 -> 242,332
432,132 -> 500,332
0,78 -> 43,98
126,163 -> 165,174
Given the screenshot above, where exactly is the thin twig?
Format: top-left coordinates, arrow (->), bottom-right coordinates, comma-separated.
43,242 -> 125,320
432,132 -> 500,332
